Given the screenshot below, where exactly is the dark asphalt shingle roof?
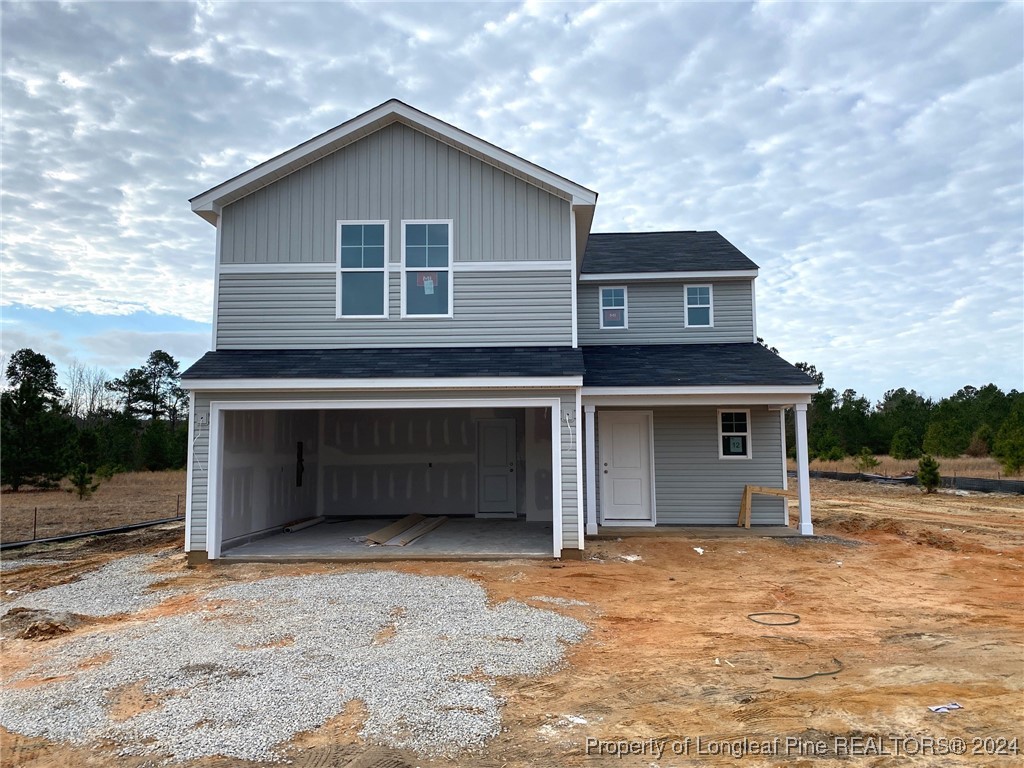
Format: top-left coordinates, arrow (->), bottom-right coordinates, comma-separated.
181,346 -> 585,380
581,343 -> 816,387
582,231 -> 759,274
182,344 -> 814,389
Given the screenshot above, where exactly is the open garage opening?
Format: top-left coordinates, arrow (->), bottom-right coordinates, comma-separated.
211,404 -> 557,560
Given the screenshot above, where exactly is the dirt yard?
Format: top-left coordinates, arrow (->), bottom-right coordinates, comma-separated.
0,471 -> 186,543
1,479 -> 1021,767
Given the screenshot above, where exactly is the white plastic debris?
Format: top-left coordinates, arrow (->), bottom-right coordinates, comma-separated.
619,554 -> 642,562
693,547 -> 705,555
928,702 -> 963,713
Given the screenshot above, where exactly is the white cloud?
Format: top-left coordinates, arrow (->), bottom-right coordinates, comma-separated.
0,0 -> 1021,399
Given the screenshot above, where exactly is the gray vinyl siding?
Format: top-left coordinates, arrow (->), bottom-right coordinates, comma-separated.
577,280 -> 754,345
653,405 -> 785,525
188,395 -> 211,551
215,270 -> 573,348
219,122 -> 571,265
558,391 -> 579,550
185,389 -> 580,555
585,405 -> 786,526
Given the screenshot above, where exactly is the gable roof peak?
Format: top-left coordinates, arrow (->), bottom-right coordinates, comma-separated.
190,99 -> 597,225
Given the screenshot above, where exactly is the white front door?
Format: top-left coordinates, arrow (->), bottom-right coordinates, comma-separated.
477,418 -> 517,516
599,411 -> 654,525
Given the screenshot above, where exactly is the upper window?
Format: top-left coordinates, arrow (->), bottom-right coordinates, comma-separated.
599,286 -> 627,329
336,221 -> 388,318
402,220 -> 453,317
685,285 -> 713,327
719,409 -> 751,459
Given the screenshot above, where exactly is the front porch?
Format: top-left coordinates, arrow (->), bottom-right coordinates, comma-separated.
590,524 -> 799,540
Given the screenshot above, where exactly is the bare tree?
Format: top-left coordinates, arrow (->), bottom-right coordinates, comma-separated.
61,359 -> 111,421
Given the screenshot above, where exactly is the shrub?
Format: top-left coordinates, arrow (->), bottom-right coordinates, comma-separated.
917,454 -> 941,493
993,404 -> 1024,476
965,425 -> 993,457
67,463 -> 100,500
889,426 -> 920,460
853,448 -> 880,473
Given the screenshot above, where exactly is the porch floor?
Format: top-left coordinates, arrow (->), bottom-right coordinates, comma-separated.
592,525 -> 799,539
221,518 -> 554,561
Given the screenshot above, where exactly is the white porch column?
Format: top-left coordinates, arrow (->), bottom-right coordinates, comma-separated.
584,405 -> 598,535
794,403 -> 813,535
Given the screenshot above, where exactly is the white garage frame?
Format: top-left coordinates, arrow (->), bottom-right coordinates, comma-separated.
205,396 -> 564,559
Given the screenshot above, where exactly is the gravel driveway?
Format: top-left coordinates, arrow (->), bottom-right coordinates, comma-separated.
1,556 -> 588,762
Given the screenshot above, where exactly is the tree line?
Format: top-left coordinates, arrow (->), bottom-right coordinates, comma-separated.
1,348 -> 189,491
781,360 -> 1024,475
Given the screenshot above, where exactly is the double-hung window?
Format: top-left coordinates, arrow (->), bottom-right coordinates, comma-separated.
685,285 -> 713,327
599,286 -> 627,329
402,220 -> 453,317
337,221 -> 388,318
719,409 -> 751,459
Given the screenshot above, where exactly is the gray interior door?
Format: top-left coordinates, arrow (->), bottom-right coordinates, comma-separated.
477,418 -> 516,515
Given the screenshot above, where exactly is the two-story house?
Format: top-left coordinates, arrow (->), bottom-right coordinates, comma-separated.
181,100 -> 818,563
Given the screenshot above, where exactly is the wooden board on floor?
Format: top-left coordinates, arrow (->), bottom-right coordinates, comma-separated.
365,515 -> 426,545
385,516 -> 449,547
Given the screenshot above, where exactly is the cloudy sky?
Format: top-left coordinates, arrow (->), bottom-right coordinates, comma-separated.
2,0 -> 1021,401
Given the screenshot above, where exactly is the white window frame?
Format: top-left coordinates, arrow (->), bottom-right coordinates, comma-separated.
718,408 -> 752,460
684,283 -> 714,328
400,219 -> 454,318
599,285 -> 628,330
336,220 -> 389,319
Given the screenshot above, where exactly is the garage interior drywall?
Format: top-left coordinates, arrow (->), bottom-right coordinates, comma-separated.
219,407 -> 553,548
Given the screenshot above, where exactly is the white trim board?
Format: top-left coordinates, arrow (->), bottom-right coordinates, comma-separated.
582,385 -> 818,397
579,269 -> 758,282
185,375 -> 584,392
183,392 -> 196,552
217,260 -> 573,274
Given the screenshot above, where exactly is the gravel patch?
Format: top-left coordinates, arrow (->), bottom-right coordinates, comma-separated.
6,554 -> 181,616
529,595 -> 589,607
1,570 -> 588,762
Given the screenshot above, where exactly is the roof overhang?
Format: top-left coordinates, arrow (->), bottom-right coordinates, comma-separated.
581,385 -> 816,407
579,269 -> 758,282
190,99 -> 598,226
183,375 -> 584,392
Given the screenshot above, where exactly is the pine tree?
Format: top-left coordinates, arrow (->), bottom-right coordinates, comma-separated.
917,454 -> 941,493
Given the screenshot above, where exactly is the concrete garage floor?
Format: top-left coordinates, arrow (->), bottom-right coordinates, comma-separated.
221,518 -> 554,561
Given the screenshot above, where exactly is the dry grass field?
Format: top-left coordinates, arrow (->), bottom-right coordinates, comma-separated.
0,471 -> 186,543
1,479 -> 1022,767
788,455 -> 1018,479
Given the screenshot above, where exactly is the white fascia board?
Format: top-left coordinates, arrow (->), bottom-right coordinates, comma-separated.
190,100 -> 597,221
579,269 -> 758,282
184,375 -> 584,392
582,385 -> 816,407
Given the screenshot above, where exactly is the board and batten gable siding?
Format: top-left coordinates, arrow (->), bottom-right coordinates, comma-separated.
218,122 -> 572,265
582,405 -> 786,526
186,389 -> 580,554
577,280 -> 754,345
216,270 -> 572,348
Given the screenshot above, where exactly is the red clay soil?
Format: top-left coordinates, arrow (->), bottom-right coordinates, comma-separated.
1,479 -> 1021,767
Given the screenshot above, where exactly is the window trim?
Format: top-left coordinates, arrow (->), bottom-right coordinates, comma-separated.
684,283 -> 714,328
598,285 -> 628,330
400,219 -> 454,319
718,408 -> 752,460
335,220 -> 389,319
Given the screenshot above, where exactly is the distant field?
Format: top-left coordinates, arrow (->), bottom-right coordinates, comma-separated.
787,454 -> 1018,479
1,470 -> 186,543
